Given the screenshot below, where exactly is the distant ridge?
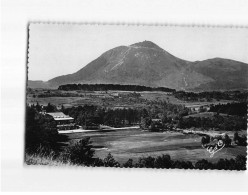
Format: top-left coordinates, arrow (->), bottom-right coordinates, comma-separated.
28,41 -> 248,91
27,80 -> 52,89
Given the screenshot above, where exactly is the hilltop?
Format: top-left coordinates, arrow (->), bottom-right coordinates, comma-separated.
28,41 -> 248,91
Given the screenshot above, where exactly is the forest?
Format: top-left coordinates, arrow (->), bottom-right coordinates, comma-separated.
209,102 -> 247,116
178,115 -> 247,131
173,90 -> 248,102
58,83 -> 176,92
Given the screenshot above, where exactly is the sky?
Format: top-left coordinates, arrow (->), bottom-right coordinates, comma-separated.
28,23 -> 248,81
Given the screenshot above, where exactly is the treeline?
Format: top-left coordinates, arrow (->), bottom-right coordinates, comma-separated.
32,102 -> 58,113
30,102 -> 246,131
125,154 -> 246,170
58,84 -> 176,92
25,105 -> 68,153
174,90 -> 248,102
62,100 -> 189,128
29,101 -> 189,129
63,105 -> 142,127
178,115 -> 246,131
209,102 -> 247,116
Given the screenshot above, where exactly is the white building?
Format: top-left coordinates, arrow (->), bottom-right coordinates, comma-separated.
46,112 -> 77,131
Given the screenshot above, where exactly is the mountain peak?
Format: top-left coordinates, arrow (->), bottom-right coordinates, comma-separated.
130,40 -> 162,50
45,41 -> 248,91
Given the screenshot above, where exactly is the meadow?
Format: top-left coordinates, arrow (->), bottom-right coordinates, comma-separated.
64,129 -> 246,164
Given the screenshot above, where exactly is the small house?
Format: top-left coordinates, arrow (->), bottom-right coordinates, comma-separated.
149,118 -> 163,131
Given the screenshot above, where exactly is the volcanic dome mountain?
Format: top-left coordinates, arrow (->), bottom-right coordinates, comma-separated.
29,41 -> 248,91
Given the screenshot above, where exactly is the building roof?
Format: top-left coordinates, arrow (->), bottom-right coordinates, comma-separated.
185,105 -> 201,108
152,119 -> 162,122
46,112 -> 74,121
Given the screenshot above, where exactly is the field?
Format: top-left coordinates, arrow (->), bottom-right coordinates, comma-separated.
27,89 -> 233,109
64,129 -> 246,164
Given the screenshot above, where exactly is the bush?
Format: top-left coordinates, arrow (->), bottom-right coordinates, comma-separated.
103,153 -> 120,167
214,158 -> 236,170
233,132 -> 247,146
123,159 -> 133,168
201,135 -> 210,146
195,159 -> 214,170
63,137 -> 95,165
135,156 -> 156,168
223,134 -> 232,147
44,103 -> 57,112
92,158 -> 104,167
154,155 -> 172,168
172,160 -> 194,169
235,155 -> 247,170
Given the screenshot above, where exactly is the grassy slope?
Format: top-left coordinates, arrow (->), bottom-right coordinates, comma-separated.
25,153 -> 76,166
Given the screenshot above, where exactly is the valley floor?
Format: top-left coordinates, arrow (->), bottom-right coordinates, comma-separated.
63,129 -> 246,164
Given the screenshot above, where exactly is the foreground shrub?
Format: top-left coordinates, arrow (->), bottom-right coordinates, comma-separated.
235,155 -> 247,170
123,159 -> 133,168
136,156 -> 156,168
154,154 -> 172,168
103,153 -> 120,167
195,159 -> 214,170
214,158 -> 236,170
91,158 -> 104,167
63,137 -> 95,165
172,160 -> 194,169
135,155 -> 194,169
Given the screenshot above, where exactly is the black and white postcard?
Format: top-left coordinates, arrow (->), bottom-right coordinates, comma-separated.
26,23 -> 247,170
